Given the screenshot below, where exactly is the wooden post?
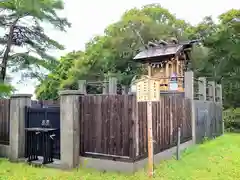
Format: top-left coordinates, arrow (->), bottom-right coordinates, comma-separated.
147,64 -> 154,178
176,57 -> 179,75
198,77 -> 206,101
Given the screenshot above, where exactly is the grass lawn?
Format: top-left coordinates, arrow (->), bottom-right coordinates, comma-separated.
1,133 -> 240,180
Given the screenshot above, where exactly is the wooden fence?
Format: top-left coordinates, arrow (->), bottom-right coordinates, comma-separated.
79,95 -> 192,162
0,99 -> 10,145
79,95 -> 136,161
137,96 -> 192,160
195,100 -> 223,143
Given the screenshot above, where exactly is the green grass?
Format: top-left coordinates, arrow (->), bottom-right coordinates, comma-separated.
1,133 -> 240,179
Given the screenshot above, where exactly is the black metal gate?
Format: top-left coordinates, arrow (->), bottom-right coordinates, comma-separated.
25,106 -> 60,159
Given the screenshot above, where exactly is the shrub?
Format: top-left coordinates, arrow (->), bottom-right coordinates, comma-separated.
224,108 -> 240,132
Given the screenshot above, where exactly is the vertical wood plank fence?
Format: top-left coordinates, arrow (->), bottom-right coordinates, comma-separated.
79,95 -> 192,162
0,99 -> 10,145
79,95 -> 136,161
137,96 -> 192,160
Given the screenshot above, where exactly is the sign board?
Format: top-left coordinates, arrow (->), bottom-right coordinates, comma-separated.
169,73 -> 178,91
169,82 -> 178,91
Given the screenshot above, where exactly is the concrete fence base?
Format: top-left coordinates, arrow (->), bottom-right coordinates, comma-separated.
0,144 -> 9,158
79,140 -> 193,173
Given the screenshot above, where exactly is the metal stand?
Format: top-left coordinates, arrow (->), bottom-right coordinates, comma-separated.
25,128 -> 57,164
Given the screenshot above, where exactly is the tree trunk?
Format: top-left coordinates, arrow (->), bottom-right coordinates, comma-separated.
0,19 -> 18,82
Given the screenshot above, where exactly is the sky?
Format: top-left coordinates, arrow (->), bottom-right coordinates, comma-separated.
13,0 -> 240,98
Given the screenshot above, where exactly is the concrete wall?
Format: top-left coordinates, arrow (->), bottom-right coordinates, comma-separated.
79,140 -> 193,173
194,100 -> 223,143
0,94 -> 32,161
0,144 -> 9,157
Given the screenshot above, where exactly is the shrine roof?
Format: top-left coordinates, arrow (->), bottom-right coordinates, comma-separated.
133,40 -> 198,63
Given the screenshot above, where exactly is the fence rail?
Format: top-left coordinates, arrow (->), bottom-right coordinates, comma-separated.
0,99 -> 10,145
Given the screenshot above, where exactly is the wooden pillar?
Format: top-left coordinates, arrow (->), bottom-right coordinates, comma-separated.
176,58 -> 179,75
147,64 -> 153,177
184,71 -> 196,144
198,77 -> 206,101
166,63 -> 169,77
166,63 -> 169,90
108,77 -> 117,94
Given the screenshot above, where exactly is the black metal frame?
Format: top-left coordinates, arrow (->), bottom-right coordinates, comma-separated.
25,128 -> 57,164
25,130 -> 39,162
25,106 -> 60,160
42,130 -> 55,164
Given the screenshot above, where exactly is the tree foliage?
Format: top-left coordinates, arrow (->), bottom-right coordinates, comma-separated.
61,4 -> 192,88
35,51 -> 82,100
199,9 -> 240,108
0,0 -> 70,82
35,4 -> 240,109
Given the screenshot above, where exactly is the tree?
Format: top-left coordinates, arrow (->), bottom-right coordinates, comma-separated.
35,51 -> 83,100
37,5 -> 240,106
0,0 -> 70,82
194,9 -> 240,108
61,4 -> 193,90
37,4 -> 205,99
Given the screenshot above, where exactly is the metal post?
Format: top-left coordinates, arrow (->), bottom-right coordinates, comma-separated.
176,127 -> 181,160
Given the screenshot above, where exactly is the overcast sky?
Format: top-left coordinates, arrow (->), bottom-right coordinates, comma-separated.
13,0 -> 240,98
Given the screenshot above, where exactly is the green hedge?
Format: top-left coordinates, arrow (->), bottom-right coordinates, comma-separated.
224,108 -> 240,131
